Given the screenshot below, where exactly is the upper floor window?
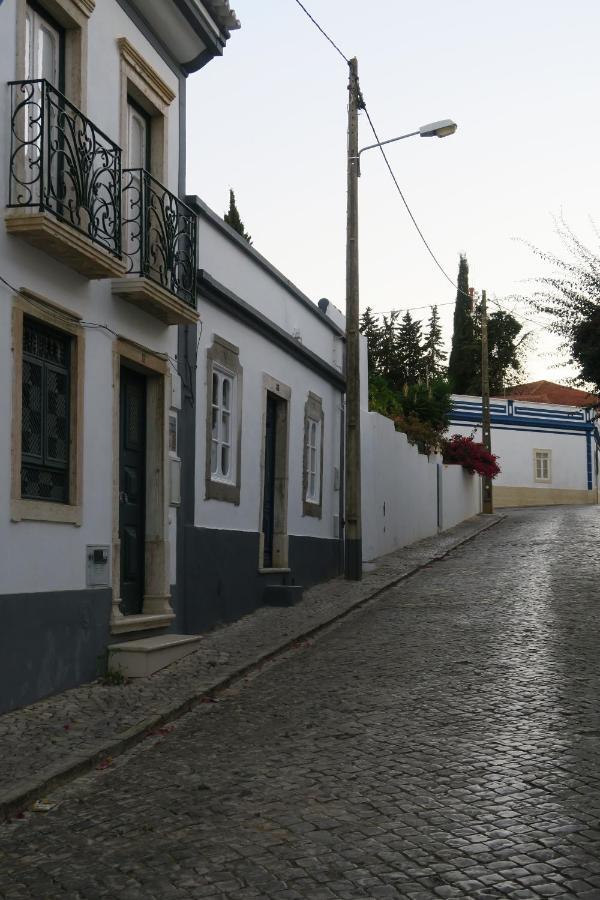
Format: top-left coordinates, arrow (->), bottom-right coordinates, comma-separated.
127,98 -> 151,172
25,2 -> 65,88
534,449 -> 551,483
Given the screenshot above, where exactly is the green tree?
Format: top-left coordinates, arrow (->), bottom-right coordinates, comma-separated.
468,304 -> 528,395
378,311 -> 401,387
486,310 -> 527,394
521,220 -> 600,392
224,189 -> 252,244
397,311 -> 425,385
359,307 -> 382,374
448,254 -> 477,392
423,305 -> 447,381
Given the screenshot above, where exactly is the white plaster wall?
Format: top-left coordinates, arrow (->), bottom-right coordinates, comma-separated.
194,305 -> 342,541
361,411 -> 482,562
0,0 -> 181,594
440,464 -> 482,530
448,423 -> 591,491
196,216 -> 342,368
361,411 -> 439,561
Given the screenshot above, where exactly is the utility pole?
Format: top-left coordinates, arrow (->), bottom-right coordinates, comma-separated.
344,57 -> 362,579
481,289 -> 493,513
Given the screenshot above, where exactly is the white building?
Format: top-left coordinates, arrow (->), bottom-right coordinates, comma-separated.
0,0 -> 239,713
450,394 -> 599,507
179,198 -> 346,630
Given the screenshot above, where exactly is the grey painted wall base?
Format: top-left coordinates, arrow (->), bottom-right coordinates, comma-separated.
183,527 -> 343,633
0,588 -> 112,715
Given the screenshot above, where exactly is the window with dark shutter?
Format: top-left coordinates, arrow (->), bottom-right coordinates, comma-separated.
21,317 -> 70,503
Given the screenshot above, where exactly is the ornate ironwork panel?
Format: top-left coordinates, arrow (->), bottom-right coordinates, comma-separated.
122,168 -> 197,308
21,318 -> 70,504
9,79 -> 121,257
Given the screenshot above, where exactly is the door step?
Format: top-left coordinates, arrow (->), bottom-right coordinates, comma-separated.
108,633 -> 203,678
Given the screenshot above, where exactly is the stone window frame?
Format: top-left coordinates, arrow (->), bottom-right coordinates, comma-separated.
302,392 -> 324,518
117,37 -> 176,185
11,290 -> 84,525
534,448 -> 552,483
15,0 -> 93,110
205,336 -> 243,505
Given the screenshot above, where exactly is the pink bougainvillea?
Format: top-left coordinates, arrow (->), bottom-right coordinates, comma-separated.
442,434 -> 501,479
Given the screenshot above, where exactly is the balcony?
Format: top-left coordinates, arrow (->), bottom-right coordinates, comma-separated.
6,80 -> 125,278
112,169 -> 198,325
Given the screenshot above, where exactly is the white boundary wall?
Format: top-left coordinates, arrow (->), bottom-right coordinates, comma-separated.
361,410 -> 482,561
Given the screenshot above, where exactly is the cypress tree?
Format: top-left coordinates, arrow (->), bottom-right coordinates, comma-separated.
224,189 -> 252,244
448,254 -> 477,393
423,305 -> 447,382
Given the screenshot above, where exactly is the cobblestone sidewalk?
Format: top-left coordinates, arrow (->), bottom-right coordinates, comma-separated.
0,514 -> 501,819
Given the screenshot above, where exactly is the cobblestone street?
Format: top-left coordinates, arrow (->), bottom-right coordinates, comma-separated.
2,505 -> 600,900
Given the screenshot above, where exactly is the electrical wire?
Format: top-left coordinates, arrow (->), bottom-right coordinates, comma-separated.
0,272 -> 181,378
292,0 -> 349,63
291,1 -> 556,341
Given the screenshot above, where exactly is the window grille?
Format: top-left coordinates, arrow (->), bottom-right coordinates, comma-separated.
21,318 -> 70,503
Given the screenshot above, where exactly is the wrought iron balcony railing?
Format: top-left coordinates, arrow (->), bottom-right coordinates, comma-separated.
123,169 -> 196,309
8,79 -> 121,257
122,169 -> 197,309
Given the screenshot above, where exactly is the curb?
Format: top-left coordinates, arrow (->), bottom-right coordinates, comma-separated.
1,514 -> 505,821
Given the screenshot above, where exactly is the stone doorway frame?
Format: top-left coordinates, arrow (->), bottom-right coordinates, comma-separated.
110,338 -> 174,634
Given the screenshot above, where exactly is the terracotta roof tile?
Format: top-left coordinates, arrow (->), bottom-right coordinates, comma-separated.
504,380 -> 597,406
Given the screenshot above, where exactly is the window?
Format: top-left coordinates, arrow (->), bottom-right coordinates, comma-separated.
534,449 -> 551,483
302,392 -> 324,518
11,292 -> 84,524
211,369 -> 234,482
21,318 -> 70,503
306,418 -> 321,503
205,336 -> 243,504
17,0 -> 92,111
25,3 -> 64,87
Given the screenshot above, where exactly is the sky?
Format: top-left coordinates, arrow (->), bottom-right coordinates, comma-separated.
186,1 -> 600,384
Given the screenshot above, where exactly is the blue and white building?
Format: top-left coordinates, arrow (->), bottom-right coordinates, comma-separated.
450,394 -> 599,508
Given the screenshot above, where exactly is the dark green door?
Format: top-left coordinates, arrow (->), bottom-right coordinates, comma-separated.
119,367 -> 146,616
262,394 -> 277,568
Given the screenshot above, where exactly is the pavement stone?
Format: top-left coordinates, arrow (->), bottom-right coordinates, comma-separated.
0,513 -> 500,817
2,506 -> 600,899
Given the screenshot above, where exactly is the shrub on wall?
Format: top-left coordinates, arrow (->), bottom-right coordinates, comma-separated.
442,434 -> 501,479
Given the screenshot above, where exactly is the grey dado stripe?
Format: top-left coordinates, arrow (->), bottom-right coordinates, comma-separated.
197,271 -> 347,391
186,195 -> 346,338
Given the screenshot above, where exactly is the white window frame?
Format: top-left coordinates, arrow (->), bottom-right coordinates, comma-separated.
534,449 -> 552,483
302,392 -> 324,518
205,336 -> 243,505
305,417 -> 322,504
210,366 -> 236,485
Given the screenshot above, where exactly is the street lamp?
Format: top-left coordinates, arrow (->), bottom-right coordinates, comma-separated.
344,55 -> 457,581
357,119 -> 458,169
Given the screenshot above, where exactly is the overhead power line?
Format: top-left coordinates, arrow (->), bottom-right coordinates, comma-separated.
292,0 -> 349,63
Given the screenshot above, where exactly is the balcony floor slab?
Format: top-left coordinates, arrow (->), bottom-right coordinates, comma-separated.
5,210 -> 125,279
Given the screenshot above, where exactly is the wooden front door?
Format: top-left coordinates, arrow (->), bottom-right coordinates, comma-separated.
262,393 -> 278,568
119,367 -> 146,615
